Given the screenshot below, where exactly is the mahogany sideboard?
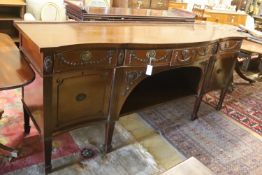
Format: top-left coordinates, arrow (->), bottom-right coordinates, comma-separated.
15,21 -> 245,174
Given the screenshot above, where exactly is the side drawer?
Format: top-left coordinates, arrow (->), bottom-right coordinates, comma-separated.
54,49 -> 117,72
124,49 -> 173,66
56,70 -> 112,127
171,44 -> 216,66
218,40 -> 242,53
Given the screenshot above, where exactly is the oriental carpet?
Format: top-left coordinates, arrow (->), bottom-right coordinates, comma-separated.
203,75 -> 262,135
140,95 -> 262,175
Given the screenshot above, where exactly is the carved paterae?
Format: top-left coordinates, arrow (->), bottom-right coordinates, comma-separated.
57,50 -> 115,66
128,49 -> 172,64
219,40 -> 242,51
44,56 -> 53,73
122,71 -> 144,96
197,47 -> 208,56
178,49 -> 196,62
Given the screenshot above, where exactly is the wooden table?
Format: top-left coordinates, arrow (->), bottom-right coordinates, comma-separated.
0,33 -> 34,158
15,21 -> 245,174
235,39 -> 262,82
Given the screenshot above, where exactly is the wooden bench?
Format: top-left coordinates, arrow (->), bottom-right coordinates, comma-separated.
0,33 -> 35,158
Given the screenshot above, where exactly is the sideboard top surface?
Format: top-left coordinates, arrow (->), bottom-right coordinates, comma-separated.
15,21 -> 246,50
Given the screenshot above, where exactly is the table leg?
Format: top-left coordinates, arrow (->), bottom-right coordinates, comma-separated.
217,59 -> 237,110
235,58 -> 256,83
43,137 -> 52,174
104,121 -> 115,153
191,56 -> 216,120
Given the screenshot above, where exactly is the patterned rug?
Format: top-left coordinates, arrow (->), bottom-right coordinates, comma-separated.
0,89 -> 161,175
0,89 -> 80,174
140,96 -> 262,175
203,76 -> 262,135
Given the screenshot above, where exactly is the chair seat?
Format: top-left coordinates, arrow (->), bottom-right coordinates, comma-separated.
0,33 -> 35,90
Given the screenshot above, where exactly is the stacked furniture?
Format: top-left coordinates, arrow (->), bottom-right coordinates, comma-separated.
65,1 -> 195,22
112,0 -> 169,9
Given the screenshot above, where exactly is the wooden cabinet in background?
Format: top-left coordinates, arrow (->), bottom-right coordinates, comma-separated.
0,0 -> 25,44
168,2 -> 187,10
204,10 -> 247,26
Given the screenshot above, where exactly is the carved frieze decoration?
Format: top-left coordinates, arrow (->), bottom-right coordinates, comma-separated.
197,47 -> 208,56
175,49 -> 196,63
122,70 -> 144,96
56,50 -> 115,67
44,56 -> 53,74
127,49 -> 172,64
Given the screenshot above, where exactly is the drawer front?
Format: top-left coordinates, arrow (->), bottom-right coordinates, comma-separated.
171,44 -> 216,66
227,15 -> 239,25
125,49 -> 172,66
57,70 -> 112,126
54,49 -> 117,72
218,40 -> 242,53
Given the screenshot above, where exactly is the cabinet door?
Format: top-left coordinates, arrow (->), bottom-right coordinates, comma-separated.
57,70 -> 112,127
207,53 -> 236,91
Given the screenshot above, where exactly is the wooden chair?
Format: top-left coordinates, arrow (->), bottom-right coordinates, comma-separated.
0,33 -> 35,158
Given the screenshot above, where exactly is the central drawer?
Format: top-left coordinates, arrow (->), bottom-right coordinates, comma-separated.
124,49 -> 173,66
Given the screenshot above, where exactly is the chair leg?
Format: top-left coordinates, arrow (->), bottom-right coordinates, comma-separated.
0,109 -> 4,119
0,143 -> 18,158
23,105 -> 31,135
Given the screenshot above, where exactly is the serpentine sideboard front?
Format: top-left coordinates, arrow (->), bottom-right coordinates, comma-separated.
15,21 -> 245,174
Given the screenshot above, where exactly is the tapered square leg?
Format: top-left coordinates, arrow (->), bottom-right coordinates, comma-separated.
191,94 -> 203,120
104,121 -> 115,153
43,137 -> 52,174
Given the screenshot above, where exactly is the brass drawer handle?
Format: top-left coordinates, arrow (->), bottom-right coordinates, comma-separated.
76,93 -> 87,102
